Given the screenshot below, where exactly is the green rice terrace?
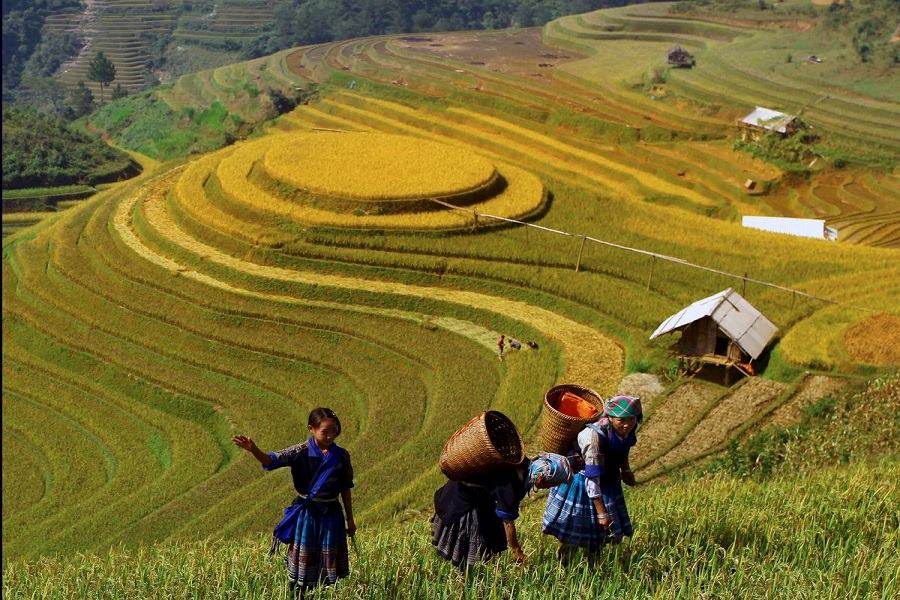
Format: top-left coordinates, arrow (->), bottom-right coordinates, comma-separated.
3,1 -> 899,598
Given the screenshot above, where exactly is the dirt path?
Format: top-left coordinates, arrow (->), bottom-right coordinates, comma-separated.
57,0 -> 101,78
112,167 -> 624,394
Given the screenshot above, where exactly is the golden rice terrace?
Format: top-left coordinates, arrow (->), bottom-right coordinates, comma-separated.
2,1 -> 898,575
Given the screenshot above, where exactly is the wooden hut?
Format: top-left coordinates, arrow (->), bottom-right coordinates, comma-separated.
650,288 -> 778,381
667,46 -> 695,68
738,106 -> 802,141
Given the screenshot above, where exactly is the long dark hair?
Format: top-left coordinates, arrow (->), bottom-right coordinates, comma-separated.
308,407 -> 341,435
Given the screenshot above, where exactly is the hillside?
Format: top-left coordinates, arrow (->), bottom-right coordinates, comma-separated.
3,0 -> 626,100
2,0 -> 899,593
5,375 -> 897,598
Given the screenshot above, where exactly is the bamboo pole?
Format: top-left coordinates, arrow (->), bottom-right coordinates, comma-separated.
575,235 -> 587,272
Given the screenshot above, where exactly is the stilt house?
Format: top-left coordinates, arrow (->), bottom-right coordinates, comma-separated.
650,288 -> 778,379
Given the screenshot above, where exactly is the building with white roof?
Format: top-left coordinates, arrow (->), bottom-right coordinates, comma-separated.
742,216 -> 838,240
739,106 -> 803,140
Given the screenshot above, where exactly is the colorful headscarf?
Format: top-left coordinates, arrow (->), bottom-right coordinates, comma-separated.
603,395 -> 643,423
527,452 -> 573,489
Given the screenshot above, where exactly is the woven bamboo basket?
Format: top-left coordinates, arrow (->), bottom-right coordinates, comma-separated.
439,411 -> 524,481
540,384 -> 603,454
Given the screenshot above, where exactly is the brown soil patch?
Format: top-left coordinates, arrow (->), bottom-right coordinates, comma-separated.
285,48 -> 315,80
391,28 -> 580,78
845,313 -> 900,366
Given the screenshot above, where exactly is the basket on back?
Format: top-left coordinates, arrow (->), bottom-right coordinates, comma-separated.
540,384 -> 603,454
439,411 -> 524,481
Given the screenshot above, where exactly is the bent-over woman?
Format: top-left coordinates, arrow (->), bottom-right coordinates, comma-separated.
432,453 -> 571,567
542,395 -> 642,554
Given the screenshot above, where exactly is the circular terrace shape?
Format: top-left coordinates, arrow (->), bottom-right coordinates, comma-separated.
262,132 -> 498,203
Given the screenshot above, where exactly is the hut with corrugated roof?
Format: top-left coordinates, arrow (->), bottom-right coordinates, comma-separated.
650,288 -> 778,381
738,106 -> 803,141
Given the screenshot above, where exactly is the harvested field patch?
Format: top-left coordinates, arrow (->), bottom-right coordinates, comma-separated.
844,313 -> 900,366
642,379 -> 788,477
616,372 -> 665,414
632,381 -> 722,470
392,28 -> 579,78
761,375 -> 849,430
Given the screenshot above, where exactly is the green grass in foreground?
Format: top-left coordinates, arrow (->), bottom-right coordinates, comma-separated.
4,458 -> 896,600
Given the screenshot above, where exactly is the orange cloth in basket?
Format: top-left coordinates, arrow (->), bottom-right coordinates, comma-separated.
556,392 -> 599,419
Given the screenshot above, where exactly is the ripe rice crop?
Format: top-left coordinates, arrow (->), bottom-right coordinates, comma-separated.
209,136 -> 545,229
262,132 -> 498,201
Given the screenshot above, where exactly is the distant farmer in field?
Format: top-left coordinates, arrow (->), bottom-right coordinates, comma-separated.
542,396 -> 642,560
497,335 -> 505,360
509,338 -> 522,351
232,407 -> 355,596
431,453 -> 572,568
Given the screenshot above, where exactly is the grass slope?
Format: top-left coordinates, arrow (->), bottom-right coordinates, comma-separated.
5,374 -> 898,599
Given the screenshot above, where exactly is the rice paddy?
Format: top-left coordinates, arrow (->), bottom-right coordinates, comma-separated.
4,2 -> 899,597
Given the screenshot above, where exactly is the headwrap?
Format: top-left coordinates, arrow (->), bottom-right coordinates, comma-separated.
603,395 -> 643,423
527,452 -> 573,489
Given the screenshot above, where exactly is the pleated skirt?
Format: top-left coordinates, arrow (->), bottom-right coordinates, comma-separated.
285,503 -> 349,588
431,508 -> 507,568
542,472 -> 632,549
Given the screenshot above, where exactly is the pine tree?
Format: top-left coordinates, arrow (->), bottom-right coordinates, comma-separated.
87,51 -> 116,104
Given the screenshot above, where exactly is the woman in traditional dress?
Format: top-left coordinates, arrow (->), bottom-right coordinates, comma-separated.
542,395 -> 642,556
431,453 -> 572,568
232,407 -> 355,595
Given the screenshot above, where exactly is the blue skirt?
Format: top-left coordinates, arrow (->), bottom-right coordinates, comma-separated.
542,473 -> 633,549
284,502 -> 349,588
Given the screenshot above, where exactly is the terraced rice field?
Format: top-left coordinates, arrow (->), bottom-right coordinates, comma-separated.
5,2 -> 898,563
53,0 -> 179,93
50,0 -> 283,94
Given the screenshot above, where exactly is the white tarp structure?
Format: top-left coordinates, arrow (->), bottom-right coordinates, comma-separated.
739,106 -> 797,134
650,288 -> 778,360
742,216 -> 838,240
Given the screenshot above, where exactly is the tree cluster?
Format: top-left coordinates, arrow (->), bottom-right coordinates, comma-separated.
2,106 -> 137,189
2,0 -> 82,97
245,0 -> 629,58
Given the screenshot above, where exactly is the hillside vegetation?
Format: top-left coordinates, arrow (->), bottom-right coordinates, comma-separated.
2,2 -> 899,597
1,106 -> 139,190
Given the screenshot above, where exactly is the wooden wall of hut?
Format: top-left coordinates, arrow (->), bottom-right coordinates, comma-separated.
727,341 -> 745,362
678,317 -> 718,356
